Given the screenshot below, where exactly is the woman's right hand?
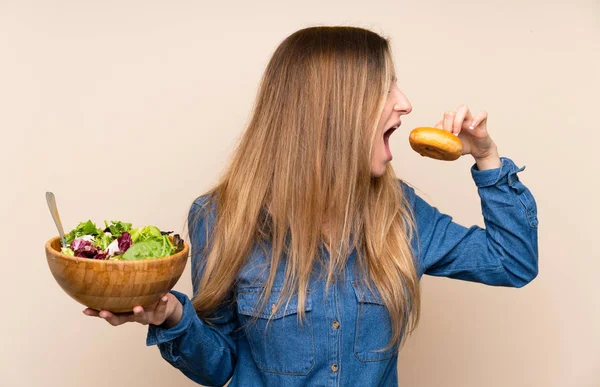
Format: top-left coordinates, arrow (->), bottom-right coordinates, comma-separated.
83,292 -> 183,328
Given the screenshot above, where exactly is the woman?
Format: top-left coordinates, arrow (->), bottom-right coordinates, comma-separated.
84,26 -> 539,386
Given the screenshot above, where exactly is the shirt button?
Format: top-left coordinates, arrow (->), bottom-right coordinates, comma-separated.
332,320 -> 340,330
331,363 -> 339,372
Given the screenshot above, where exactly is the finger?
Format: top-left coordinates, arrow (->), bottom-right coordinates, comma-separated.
453,105 -> 473,135
443,111 -> 455,133
469,110 -> 488,130
83,308 -> 100,317
154,295 -> 169,320
434,119 -> 444,129
99,310 -> 118,325
132,306 -> 149,325
99,310 -> 134,326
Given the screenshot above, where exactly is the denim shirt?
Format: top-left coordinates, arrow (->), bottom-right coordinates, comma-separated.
146,157 -> 538,387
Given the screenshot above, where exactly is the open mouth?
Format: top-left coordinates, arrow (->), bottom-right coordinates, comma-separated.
383,124 -> 399,140
383,123 -> 400,159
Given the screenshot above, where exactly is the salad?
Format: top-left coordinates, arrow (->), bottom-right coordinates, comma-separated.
61,220 -> 184,260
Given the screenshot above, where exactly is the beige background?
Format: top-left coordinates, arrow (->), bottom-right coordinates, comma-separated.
1,0 -> 598,386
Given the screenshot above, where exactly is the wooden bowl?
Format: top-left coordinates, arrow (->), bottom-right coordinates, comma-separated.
45,236 -> 189,313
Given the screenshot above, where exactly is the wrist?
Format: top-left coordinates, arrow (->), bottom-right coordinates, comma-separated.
162,296 -> 183,329
473,145 -> 501,171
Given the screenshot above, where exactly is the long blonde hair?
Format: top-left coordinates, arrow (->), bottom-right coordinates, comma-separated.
191,25 -> 420,349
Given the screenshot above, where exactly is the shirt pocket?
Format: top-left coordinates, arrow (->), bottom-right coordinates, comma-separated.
351,281 -> 398,362
236,287 -> 315,375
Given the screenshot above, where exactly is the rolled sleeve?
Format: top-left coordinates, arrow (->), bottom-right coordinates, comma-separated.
146,290 -> 198,346
471,157 -> 538,228
470,156 -> 520,187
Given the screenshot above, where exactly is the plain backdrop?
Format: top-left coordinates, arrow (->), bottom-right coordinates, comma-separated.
1,0 -> 598,386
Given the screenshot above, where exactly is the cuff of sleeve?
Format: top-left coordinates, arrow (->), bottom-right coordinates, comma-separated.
470,157 -> 526,188
146,290 -> 198,346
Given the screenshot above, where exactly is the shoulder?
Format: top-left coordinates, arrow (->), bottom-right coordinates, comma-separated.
394,178 -> 438,228
395,178 -> 417,206
188,193 -> 218,234
190,193 -> 215,215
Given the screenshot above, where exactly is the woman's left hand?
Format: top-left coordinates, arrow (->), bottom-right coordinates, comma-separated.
434,104 -> 498,160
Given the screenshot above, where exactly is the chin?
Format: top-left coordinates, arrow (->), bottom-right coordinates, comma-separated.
370,164 -> 387,177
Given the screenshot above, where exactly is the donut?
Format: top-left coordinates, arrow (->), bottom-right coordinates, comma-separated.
408,127 -> 463,161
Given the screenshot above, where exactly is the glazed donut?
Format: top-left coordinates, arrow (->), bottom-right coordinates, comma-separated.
408,127 -> 463,161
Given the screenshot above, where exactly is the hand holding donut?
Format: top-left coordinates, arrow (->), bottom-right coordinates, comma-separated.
433,104 -> 495,160
409,104 -> 501,170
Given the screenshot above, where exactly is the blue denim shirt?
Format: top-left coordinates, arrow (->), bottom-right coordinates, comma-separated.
146,157 -> 538,386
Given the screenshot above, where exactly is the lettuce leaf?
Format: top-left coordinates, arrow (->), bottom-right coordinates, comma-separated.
61,247 -> 75,256
71,239 -> 100,258
130,225 -> 162,243
65,220 -> 101,244
117,231 -> 132,252
121,233 -> 175,260
104,220 -> 132,237
93,231 -> 114,250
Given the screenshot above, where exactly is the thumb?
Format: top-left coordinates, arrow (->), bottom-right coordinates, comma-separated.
150,294 -> 170,324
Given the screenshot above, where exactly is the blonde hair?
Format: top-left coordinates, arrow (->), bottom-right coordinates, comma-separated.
191,25 -> 420,350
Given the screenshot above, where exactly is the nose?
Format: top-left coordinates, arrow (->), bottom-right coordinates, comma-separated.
393,92 -> 412,115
